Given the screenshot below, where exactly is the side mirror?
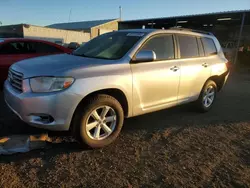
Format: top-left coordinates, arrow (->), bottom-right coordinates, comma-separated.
68,42 -> 80,50
133,50 -> 156,63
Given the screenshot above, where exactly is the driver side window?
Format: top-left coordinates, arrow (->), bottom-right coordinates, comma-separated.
140,35 -> 175,61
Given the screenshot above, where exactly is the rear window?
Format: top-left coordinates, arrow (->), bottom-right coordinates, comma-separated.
0,42 -> 31,54
178,35 -> 199,58
201,38 -> 217,56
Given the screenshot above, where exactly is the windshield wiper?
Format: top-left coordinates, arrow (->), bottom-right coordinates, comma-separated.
71,53 -> 90,58
71,53 -> 114,60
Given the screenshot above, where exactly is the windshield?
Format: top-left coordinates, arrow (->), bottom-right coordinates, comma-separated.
73,32 -> 143,60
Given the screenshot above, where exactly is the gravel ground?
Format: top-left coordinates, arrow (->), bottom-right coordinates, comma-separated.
0,72 -> 250,188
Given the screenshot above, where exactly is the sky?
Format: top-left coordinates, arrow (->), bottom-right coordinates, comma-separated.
0,0 -> 249,26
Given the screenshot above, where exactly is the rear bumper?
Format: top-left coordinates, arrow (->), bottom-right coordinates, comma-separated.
221,70 -> 230,90
4,80 -> 81,131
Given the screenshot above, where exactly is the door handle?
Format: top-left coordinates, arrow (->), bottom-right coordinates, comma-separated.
170,66 -> 179,72
202,63 -> 208,67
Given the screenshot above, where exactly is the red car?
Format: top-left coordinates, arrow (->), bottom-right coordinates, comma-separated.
0,38 -> 72,87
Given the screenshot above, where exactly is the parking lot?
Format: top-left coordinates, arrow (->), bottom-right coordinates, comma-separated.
0,71 -> 250,187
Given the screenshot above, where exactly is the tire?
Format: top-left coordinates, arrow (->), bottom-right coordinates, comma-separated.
72,94 -> 124,148
196,80 -> 217,112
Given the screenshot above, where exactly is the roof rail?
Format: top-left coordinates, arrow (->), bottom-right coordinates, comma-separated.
169,27 -> 214,35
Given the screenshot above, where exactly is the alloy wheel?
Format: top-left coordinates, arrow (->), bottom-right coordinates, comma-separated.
85,105 -> 117,140
203,85 -> 215,108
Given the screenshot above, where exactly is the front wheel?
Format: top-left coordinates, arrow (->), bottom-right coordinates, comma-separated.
196,80 -> 217,112
72,94 -> 124,148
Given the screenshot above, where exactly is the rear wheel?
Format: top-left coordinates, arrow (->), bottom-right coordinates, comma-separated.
196,80 -> 217,112
72,94 -> 124,148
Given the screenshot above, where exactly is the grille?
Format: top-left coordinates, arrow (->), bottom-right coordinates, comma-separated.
8,69 -> 23,92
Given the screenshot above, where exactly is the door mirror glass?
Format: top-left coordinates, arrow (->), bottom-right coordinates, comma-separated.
134,50 -> 156,62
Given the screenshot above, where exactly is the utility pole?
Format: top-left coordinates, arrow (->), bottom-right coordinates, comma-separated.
65,8 -> 72,44
68,8 -> 72,23
119,6 -> 122,20
234,12 -> 246,65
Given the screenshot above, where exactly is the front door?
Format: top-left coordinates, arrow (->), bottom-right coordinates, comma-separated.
131,34 -> 181,116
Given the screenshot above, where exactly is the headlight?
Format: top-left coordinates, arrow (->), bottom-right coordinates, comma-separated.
30,77 -> 74,92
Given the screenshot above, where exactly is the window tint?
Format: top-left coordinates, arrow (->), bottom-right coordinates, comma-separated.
201,38 -> 217,56
197,38 -> 205,57
33,42 -> 62,53
140,35 -> 174,60
0,42 -> 31,54
178,35 -> 199,58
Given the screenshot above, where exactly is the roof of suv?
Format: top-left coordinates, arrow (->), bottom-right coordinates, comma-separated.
118,29 -> 157,33
118,28 -> 214,38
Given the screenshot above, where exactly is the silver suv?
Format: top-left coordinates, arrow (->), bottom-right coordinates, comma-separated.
4,29 -> 229,148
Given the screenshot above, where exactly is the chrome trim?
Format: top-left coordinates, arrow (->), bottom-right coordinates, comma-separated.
8,68 -> 23,92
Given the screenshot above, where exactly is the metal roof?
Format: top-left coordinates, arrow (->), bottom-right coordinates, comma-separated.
47,19 -> 118,30
121,9 -> 250,23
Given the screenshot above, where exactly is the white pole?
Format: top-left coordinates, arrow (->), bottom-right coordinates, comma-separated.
119,6 -> 122,20
65,8 -> 72,43
234,12 -> 246,65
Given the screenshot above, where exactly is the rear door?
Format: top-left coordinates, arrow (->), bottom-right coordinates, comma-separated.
177,35 -> 211,103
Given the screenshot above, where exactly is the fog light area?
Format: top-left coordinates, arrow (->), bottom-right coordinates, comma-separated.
30,114 -> 55,124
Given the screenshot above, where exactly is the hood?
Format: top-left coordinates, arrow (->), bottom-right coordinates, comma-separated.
11,54 -> 115,78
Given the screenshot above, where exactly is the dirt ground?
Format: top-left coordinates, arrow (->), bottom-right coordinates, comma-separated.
0,72 -> 249,188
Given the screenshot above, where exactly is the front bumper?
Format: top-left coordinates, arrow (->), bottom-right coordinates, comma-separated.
4,80 -> 82,131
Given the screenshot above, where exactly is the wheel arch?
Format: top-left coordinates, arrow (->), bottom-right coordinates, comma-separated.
72,88 -> 130,123
206,73 -> 227,92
